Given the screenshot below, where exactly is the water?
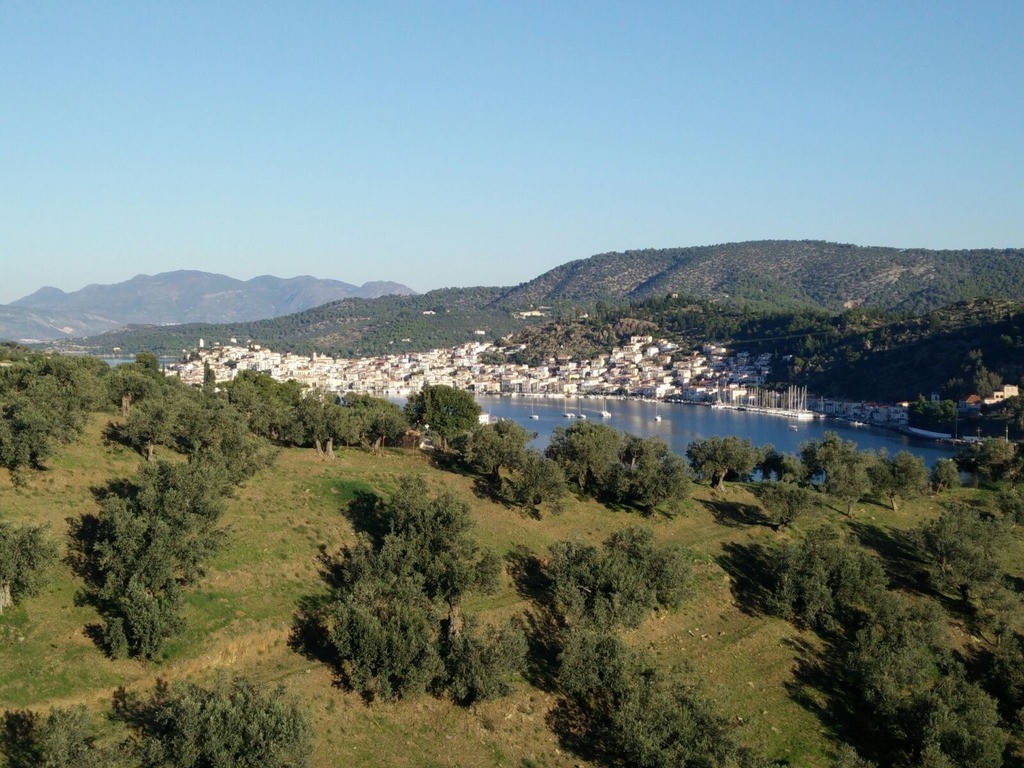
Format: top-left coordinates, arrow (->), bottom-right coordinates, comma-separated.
475,395 -> 957,467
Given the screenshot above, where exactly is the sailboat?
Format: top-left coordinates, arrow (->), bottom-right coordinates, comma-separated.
577,398 -> 587,419
562,394 -> 575,418
600,396 -> 612,418
529,397 -> 539,420
654,399 -> 663,422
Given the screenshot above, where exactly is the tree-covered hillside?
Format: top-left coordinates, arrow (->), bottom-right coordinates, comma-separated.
41,240 -> 1024,363
503,295 -> 1024,403
498,240 -> 1024,312
7,347 -> 1024,767
56,287 -> 537,358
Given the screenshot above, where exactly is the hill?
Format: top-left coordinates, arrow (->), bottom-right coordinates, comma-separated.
499,296 -> 1024,403
39,239 -> 1024,359
0,271 -> 415,343
3,403 -> 1023,766
54,286 -> 536,358
499,240 -> 1024,312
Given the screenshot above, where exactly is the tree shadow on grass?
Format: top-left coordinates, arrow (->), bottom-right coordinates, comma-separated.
505,545 -> 550,604
287,591 -> 340,671
465,474 -> 523,513
88,476 -> 139,506
286,550 -> 359,697
698,498 -> 769,528
65,512 -> 102,589
546,698 -> 607,765
1004,574 -> 1024,594
0,710 -> 39,768
846,520 -> 927,593
782,636 -> 861,749
504,544 -> 562,691
716,541 -> 775,617
519,607 -> 564,693
101,421 -> 136,453
426,450 -> 471,476
340,490 -> 387,545
65,510 -> 115,656
784,633 -> 906,767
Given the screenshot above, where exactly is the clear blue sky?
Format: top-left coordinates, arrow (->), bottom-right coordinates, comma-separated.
1,1 -> 1021,303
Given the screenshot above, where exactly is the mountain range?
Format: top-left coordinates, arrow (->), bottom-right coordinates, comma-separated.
21,240 -> 1024,356
0,271 -> 414,342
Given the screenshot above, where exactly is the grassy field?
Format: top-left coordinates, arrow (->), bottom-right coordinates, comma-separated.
0,413 -> 1011,767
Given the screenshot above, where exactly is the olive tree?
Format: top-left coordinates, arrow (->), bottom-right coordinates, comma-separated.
547,421 -> 621,495
547,526 -> 691,629
302,478 -> 520,704
756,481 -> 815,531
557,629 -> 738,768
930,457 -> 961,492
122,675 -> 312,768
404,385 -> 481,452
0,522 -> 57,615
0,706 -> 104,768
868,450 -> 927,511
917,503 -> 1004,602
685,435 -> 758,489
462,419 -> 532,484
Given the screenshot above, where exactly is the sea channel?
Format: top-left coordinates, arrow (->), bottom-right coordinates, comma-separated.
474,395 -> 957,467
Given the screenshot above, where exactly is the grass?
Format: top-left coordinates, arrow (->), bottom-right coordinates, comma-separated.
0,413 -> 1014,766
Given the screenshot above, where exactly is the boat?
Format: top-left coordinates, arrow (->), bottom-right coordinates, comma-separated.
851,420 -> 866,427
789,425 -> 798,432
601,410 -> 612,418
654,400 -> 663,422
529,399 -> 539,420
563,395 -> 574,418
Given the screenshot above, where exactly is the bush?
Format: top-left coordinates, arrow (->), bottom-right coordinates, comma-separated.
440,618 -> 527,704
547,526 -> 691,629
766,527 -> 887,635
557,629 -> 737,768
122,676 -> 312,768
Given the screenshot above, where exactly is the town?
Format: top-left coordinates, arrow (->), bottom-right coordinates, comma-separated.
164,336 -> 946,429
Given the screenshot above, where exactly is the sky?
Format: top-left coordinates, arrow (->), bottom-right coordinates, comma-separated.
1,2 -> 1021,303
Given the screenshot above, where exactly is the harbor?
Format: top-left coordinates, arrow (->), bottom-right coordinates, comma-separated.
475,394 -> 957,467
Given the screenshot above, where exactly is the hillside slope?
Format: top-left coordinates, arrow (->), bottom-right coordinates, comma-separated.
56,286 -> 534,358
40,239 -> 1024,357
499,240 -> 1024,312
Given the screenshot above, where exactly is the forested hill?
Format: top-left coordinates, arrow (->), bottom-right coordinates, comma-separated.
497,240 -> 1024,312
42,239 -> 1024,359
504,295 -> 1024,403
58,286 -> 534,358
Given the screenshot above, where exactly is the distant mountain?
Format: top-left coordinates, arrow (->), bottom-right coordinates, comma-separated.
498,240 -> 1024,312
0,271 -> 414,342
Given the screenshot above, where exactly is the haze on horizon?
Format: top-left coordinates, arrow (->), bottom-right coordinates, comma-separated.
1,2 -> 1021,304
